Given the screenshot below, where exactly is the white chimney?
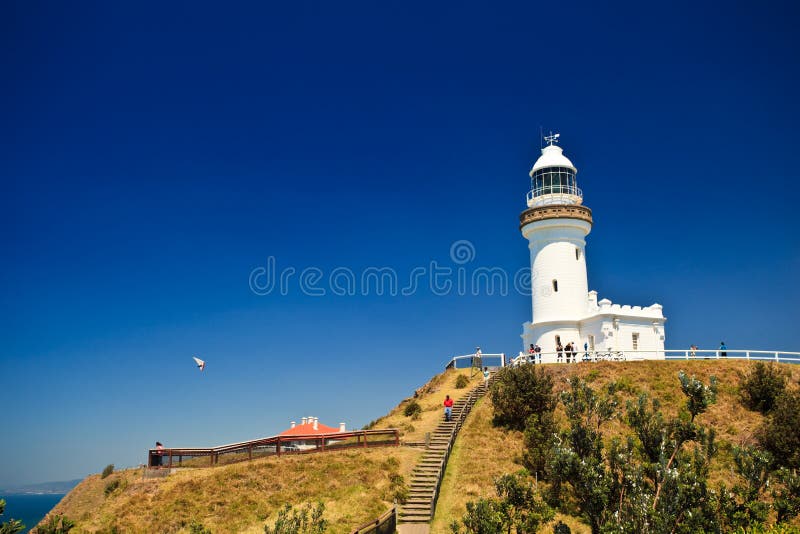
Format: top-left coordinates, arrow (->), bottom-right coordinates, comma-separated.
290,421 -> 296,429
339,422 -> 346,432
313,417 -> 319,431
301,417 -> 307,426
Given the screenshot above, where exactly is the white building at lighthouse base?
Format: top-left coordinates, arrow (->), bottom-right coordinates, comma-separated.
522,291 -> 666,358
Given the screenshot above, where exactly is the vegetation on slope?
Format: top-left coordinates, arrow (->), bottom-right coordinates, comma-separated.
433,360 -> 800,533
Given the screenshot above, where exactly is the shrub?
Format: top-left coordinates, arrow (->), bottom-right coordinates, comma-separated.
189,520 -> 213,534
36,514 -> 75,533
759,389 -> 800,469
450,473 -> 553,534
403,400 -> 422,418
101,464 -> 114,479
522,411 -> 558,480
491,366 -> 556,431
389,473 -> 409,504
104,478 -> 121,496
740,362 -> 787,414
264,502 -> 327,534
455,374 -> 469,389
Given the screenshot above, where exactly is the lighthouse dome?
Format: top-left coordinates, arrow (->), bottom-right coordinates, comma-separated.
526,137 -> 582,208
530,145 -> 577,176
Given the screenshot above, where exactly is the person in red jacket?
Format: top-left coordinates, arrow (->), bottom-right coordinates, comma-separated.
444,395 -> 454,421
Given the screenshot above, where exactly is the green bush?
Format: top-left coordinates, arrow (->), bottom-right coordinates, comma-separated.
450,473 -> 553,534
264,502 -> 327,534
101,464 -> 114,479
389,473 -> 409,504
490,366 -> 556,431
403,400 -> 422,418
740,362 -> 787,414
455,374 -> 469,389
522,411 -> 558,480
36,514 -> 75,534
759,389 -> 800,469
104,478 -> 121,496
189,520 -> 213,534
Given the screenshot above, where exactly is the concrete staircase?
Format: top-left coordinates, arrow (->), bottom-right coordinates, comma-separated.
397,375 -> 494,531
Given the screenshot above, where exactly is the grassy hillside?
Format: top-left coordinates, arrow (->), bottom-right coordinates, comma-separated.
43,361 -> 793,533
432,359 -> 800,533
40,368 -> 480,533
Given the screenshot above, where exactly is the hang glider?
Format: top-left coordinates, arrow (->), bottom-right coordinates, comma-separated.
192,356 -> 206,371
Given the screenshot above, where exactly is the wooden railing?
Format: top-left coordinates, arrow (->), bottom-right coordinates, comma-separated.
350,506 -> 396,534
148,428 -> 400,468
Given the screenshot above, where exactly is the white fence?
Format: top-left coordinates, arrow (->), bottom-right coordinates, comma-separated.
446,350 -> 800,369
446,353 -> 507,369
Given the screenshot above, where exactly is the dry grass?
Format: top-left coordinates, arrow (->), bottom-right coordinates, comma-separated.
431,359 -> 797,533
371,368 -> 483,442
43,447 -> 420,534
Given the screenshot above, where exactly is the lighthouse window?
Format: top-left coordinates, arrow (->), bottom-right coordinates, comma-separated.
575,248 -> 581,260
531,167 -> 577,197
552,279 -> 558,292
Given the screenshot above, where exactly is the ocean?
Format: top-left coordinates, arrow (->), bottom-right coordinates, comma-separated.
1,494 -> 65,533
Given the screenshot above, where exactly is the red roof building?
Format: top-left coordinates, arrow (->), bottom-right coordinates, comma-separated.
279,416 -> 344,436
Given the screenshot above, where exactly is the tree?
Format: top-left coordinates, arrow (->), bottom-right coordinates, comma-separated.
264,503 -> 327,534
545,374 -> 721,534
547,378 -> 619,534
0,499 -> 25,534
490,366 -> 556,431
677,371 -> 718,423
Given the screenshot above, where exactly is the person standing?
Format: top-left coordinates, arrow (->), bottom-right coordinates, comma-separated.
557,342 -> 564,363
534,344 -> 542,364
583,342 -> 589,362
153,441 -> 164,467
483,367 -> 490,387
443,395 -> 454,422
719,341 -> 727,357
690,344 -> 697,359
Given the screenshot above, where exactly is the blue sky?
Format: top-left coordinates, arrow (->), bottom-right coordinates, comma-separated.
1,1 -> 799,487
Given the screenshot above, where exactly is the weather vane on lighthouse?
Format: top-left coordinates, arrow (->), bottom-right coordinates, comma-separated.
543,132 -> 561,146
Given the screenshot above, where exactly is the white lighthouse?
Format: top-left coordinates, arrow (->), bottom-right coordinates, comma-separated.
521,134 -> 666,358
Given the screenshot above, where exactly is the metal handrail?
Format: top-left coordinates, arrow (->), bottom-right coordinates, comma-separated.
505,349 -> 800,366
527,185 -> 583,199
446,353 -> 506,369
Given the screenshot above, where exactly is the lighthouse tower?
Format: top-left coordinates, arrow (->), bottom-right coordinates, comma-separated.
520,134 -> 666,358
